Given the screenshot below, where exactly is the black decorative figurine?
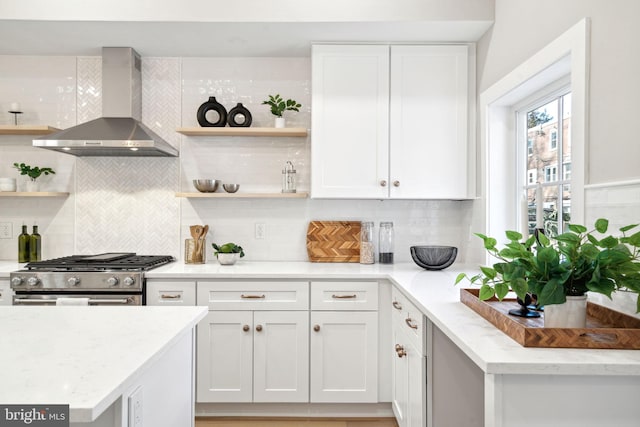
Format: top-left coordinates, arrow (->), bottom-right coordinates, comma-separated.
227,103 -> 252,127
197,97 -> 227,127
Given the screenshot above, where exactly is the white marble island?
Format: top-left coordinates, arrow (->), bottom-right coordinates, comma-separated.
0,306 -> 207,426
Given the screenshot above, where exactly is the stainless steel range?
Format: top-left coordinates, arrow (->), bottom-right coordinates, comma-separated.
10,253 -> 174,305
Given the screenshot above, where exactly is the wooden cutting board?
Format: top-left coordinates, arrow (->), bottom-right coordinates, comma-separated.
306,221 -> 361,263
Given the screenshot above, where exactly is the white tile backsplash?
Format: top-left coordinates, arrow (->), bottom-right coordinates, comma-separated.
0,54 -> 475,264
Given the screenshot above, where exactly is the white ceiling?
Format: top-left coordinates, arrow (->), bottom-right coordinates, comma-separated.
0,20 -> 493,57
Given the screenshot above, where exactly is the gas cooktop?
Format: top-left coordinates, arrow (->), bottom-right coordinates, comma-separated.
23,253 -> 175,271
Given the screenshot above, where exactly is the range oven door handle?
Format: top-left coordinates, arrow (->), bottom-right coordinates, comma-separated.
14,297 -> 135,305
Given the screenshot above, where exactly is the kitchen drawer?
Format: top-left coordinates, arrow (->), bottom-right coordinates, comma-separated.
310,281 -> 378,311
391,287 -> 426,355
146,280 -> 196,306
197,281 -> 309,310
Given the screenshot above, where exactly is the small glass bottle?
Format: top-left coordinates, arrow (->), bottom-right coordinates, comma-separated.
18,224 -> 30,263
379,221 -> 394,264
360,221 -> 375,264
282,161 -> 297,193
29,224 -> 41,262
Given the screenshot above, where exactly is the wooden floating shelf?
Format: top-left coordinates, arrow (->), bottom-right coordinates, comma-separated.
176,127 -> 308,137
176,192 -> 309,199
0,192 -> 70,197
0,125 -> 60,135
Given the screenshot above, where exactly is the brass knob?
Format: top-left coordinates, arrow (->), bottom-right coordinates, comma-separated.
313,325 -> 320,332
393,180 -> 400,187
395,344 -> 406,358
380,180 -> 387,187
256,325 -> 263,332
243,325 -> 250,332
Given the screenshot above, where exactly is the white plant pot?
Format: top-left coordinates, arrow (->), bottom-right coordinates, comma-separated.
25,179 -> 39,192
275,117 -> 285,128
217,253 -> 239,265
544,295 -> 588,328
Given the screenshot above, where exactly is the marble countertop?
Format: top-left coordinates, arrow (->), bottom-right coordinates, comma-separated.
0,306 -> 207,422
147,260 -> 640,376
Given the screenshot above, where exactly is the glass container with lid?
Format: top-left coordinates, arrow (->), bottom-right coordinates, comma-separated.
360,221 -> 375,264
379,221 -> 394,264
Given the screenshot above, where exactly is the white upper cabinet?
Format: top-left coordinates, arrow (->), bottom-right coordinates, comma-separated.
311,44 -> 474,199
311,45 -> 390,199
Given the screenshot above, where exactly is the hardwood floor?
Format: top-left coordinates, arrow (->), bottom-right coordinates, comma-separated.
195,417 -> 399,427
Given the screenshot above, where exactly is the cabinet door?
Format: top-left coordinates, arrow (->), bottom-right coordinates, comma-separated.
253,311 -> 309,403
0,280 -> 12,305
310,311 -> 378,402
390,45 -> 470,199
407,339 -> 426,427
392,322 -> 409,427
196,311 -> 253,402
311,44 -> 390,199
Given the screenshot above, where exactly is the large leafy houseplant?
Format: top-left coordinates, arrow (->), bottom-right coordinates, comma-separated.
456,218 -> 640,311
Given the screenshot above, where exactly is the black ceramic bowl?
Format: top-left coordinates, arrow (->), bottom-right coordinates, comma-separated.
410,245 -> 458,270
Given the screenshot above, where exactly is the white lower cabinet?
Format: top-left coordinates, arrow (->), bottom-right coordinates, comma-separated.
0,279 -> 12,305
196,281 -> 310,403
391,288 -> 426,427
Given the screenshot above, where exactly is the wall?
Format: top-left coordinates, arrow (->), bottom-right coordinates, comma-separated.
0,55 -> 474,263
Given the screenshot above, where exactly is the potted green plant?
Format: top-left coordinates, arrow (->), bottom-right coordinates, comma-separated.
262,94 -> 301,128
456,218 -> 640,327
13,162 -> 55,192
212,242 -> 245,265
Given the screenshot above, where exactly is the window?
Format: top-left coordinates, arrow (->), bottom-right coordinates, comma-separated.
550,128 -> 558,150
519,90 -> 572,236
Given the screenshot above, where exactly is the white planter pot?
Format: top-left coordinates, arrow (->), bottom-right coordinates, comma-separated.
275,117 -> 285,128
217,253 -> 239,265
25,179 -> 39,192
544,295 -> 588,328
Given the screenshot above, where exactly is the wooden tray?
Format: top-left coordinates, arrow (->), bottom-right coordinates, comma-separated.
460,288 -> 640,349
306,221 -> 361,263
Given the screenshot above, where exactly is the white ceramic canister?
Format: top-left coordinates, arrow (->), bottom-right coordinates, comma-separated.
0,178 -> 17,192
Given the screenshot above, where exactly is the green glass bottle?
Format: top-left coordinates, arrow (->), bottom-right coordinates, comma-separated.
29,225 -> 41,262
18,224 -> 30,263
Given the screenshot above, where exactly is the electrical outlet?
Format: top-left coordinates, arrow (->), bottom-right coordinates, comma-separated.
0,222 -> 12,239
255,222 -> 266,240
128,386 -> 143,427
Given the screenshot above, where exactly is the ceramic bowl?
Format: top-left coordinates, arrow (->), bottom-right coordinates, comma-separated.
193,179 -> 220,193
410,245 -> 457,270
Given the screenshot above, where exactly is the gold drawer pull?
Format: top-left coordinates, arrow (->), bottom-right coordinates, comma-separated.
161,294 -> 181,299
241,294 -> 266,299
332,294 -> 357,299
392,301 -> 402,310
405,317 -> 418,330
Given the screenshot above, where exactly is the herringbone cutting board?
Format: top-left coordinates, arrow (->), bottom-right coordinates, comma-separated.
306,221 -> 361,263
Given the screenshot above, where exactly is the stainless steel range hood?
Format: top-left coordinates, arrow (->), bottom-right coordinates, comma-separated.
34,47 -> 178,157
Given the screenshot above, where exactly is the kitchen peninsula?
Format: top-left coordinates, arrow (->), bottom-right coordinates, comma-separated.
0,305 -> 206,426
145,261 -> 640,427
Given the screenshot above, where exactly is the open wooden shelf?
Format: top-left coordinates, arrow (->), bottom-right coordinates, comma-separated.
0,125 -> 60,135
176,127 -> 308,137
0,192 -> 70,197
176,192 -> 309,199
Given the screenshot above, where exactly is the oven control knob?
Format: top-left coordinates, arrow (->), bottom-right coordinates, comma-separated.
67,277 -> 81,287
123,276 -> 136,287
11,277 -> 23,287
27,277 -> 40,287
106,277 -> 119,287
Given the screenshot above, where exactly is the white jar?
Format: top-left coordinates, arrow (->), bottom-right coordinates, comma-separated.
0,178 -> 16,192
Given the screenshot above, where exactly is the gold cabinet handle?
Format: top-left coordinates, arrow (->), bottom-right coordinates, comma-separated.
405,317 -> 418,330
393,180 -> 400,187
243,325 -> 250,332
241,294 -> 266,299
395,344 -> 406,358
331,294 -> 357,299
380,180 -> 387,187
313,325 -> 321,332
256,325 -> 263,332
392,301 -> 402,310
160,294 -> 181,299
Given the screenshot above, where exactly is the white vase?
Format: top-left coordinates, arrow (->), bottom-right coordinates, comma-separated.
275,117 -> 285,128
217,253 -> 239,265
544,295 -> 588,328
25,179 -> 39,192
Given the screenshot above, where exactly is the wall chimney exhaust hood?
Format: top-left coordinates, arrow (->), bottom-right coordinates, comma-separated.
34,47 -> 178,157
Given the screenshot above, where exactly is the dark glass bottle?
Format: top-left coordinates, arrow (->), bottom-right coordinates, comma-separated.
18,224 -> 30,263
29,225 -> 41,262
